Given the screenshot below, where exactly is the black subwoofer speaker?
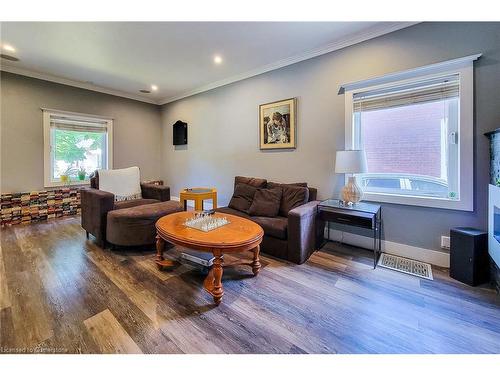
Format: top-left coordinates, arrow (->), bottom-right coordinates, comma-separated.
450,227 -> 489,286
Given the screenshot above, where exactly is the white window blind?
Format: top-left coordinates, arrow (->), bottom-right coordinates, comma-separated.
50,116 -> 108,133
353,75 -> 460,112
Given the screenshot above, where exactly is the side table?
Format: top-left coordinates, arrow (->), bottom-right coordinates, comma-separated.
179,188 -> 217,211
318,199 -> 382,268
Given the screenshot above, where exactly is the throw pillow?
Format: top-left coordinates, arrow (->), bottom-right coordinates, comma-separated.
267,182 -> 309,216
248,187 -> 282,217
98,166 -> 142,202
234,176 -> 267,188
228,183 -> 257,213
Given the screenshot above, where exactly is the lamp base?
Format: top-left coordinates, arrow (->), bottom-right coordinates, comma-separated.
341,176 -> 363,204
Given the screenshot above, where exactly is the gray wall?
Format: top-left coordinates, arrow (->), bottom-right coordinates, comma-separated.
1,23 -> 498,254
1,72 -> 162,192
160,22 -> 500,252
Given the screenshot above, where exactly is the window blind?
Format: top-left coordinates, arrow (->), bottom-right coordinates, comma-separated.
353,74 -> 459,112
50,116 -> 108,133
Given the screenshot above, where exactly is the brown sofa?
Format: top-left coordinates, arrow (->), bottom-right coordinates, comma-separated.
216,176 -> 324,264
81,171 -> 178,247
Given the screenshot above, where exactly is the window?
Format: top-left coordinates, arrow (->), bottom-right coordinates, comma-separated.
43,109 -> 113,187
354,75 -> 459,199
342,54 -> 479,211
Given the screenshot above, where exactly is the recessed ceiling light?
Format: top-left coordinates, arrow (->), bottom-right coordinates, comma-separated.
151,84 -> 158,91
2,44 -> 16,53
139,89 -> 151,94
213,55 -> 223,64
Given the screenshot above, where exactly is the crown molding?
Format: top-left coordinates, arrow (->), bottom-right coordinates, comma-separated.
159,22 -> 419,105
0,65 -> 160,105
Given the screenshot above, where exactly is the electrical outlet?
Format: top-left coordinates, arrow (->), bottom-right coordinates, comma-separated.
441,235 -> 450,249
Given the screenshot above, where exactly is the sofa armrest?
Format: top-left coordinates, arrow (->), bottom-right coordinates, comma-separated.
287,200 -> 322,264
80,188 -> 115,246
140,182 -> 170,201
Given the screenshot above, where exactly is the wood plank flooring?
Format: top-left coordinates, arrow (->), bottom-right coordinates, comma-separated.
0,216 -> 499,354
83,309 -> 143,354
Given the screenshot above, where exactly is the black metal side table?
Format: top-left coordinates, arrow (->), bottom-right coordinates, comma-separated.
317,199 -> 382,268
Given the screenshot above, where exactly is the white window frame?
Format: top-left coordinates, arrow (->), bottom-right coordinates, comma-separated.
43,109 -> 113,188
340,54 -> 481,211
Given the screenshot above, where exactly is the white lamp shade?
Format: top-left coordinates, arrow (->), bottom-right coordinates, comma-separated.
335,150 -> 367,174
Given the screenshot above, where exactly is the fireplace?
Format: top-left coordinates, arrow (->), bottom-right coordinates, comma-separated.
488,185 -> 500,291
486,128 -> 500,292
494,205 -> 500,244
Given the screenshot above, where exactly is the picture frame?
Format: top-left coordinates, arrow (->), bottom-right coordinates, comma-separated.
259,98 -> 297,150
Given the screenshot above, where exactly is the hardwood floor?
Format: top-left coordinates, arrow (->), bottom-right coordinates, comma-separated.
1,216 -> 499,354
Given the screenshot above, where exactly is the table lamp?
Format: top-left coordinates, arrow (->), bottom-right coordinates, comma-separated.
335,150 -> 367,205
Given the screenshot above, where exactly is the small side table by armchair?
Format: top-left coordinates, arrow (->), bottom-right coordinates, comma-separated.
317,199 -> 382,268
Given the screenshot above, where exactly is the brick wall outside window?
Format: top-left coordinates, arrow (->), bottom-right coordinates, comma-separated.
360,101 -> 445,179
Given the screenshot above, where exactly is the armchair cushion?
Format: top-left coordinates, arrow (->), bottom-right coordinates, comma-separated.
140,183 -> 170,202
114,198 -> 160,210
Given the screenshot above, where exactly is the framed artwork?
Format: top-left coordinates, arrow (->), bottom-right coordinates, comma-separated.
259,98 -> 296,150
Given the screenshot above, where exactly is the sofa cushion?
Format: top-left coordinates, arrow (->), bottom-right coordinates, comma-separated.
248,187 -> 282,217
216,206 -> 251,219
251,216 -> 288,240
308,187 -> 317,202
234,176 -> 267,188
216,206 -> 288,240
267,182 -> 309,216
228,183 -> 257,213
114,198 -> 160,210
282,182 -> 317,202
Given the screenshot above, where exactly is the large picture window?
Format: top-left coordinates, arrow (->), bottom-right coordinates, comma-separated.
342,55 -> 478,211
353,75 -> 459,200
43,110 -> 113,187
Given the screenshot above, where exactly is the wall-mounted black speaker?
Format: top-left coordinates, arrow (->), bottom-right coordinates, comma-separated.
450,227 -> 489,286
173,120 -> 188,145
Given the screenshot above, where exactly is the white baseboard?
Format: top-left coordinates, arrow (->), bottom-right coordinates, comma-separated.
326,228 -> 450,268
170,196 -> 213,210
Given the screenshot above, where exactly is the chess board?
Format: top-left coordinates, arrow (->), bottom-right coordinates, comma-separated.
183,213 -> 230,232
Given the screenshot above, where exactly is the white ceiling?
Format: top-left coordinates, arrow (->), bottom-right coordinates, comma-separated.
0,22 -> 415,104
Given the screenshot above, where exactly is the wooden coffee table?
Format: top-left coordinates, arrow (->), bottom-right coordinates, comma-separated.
155,211 -> 264,305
